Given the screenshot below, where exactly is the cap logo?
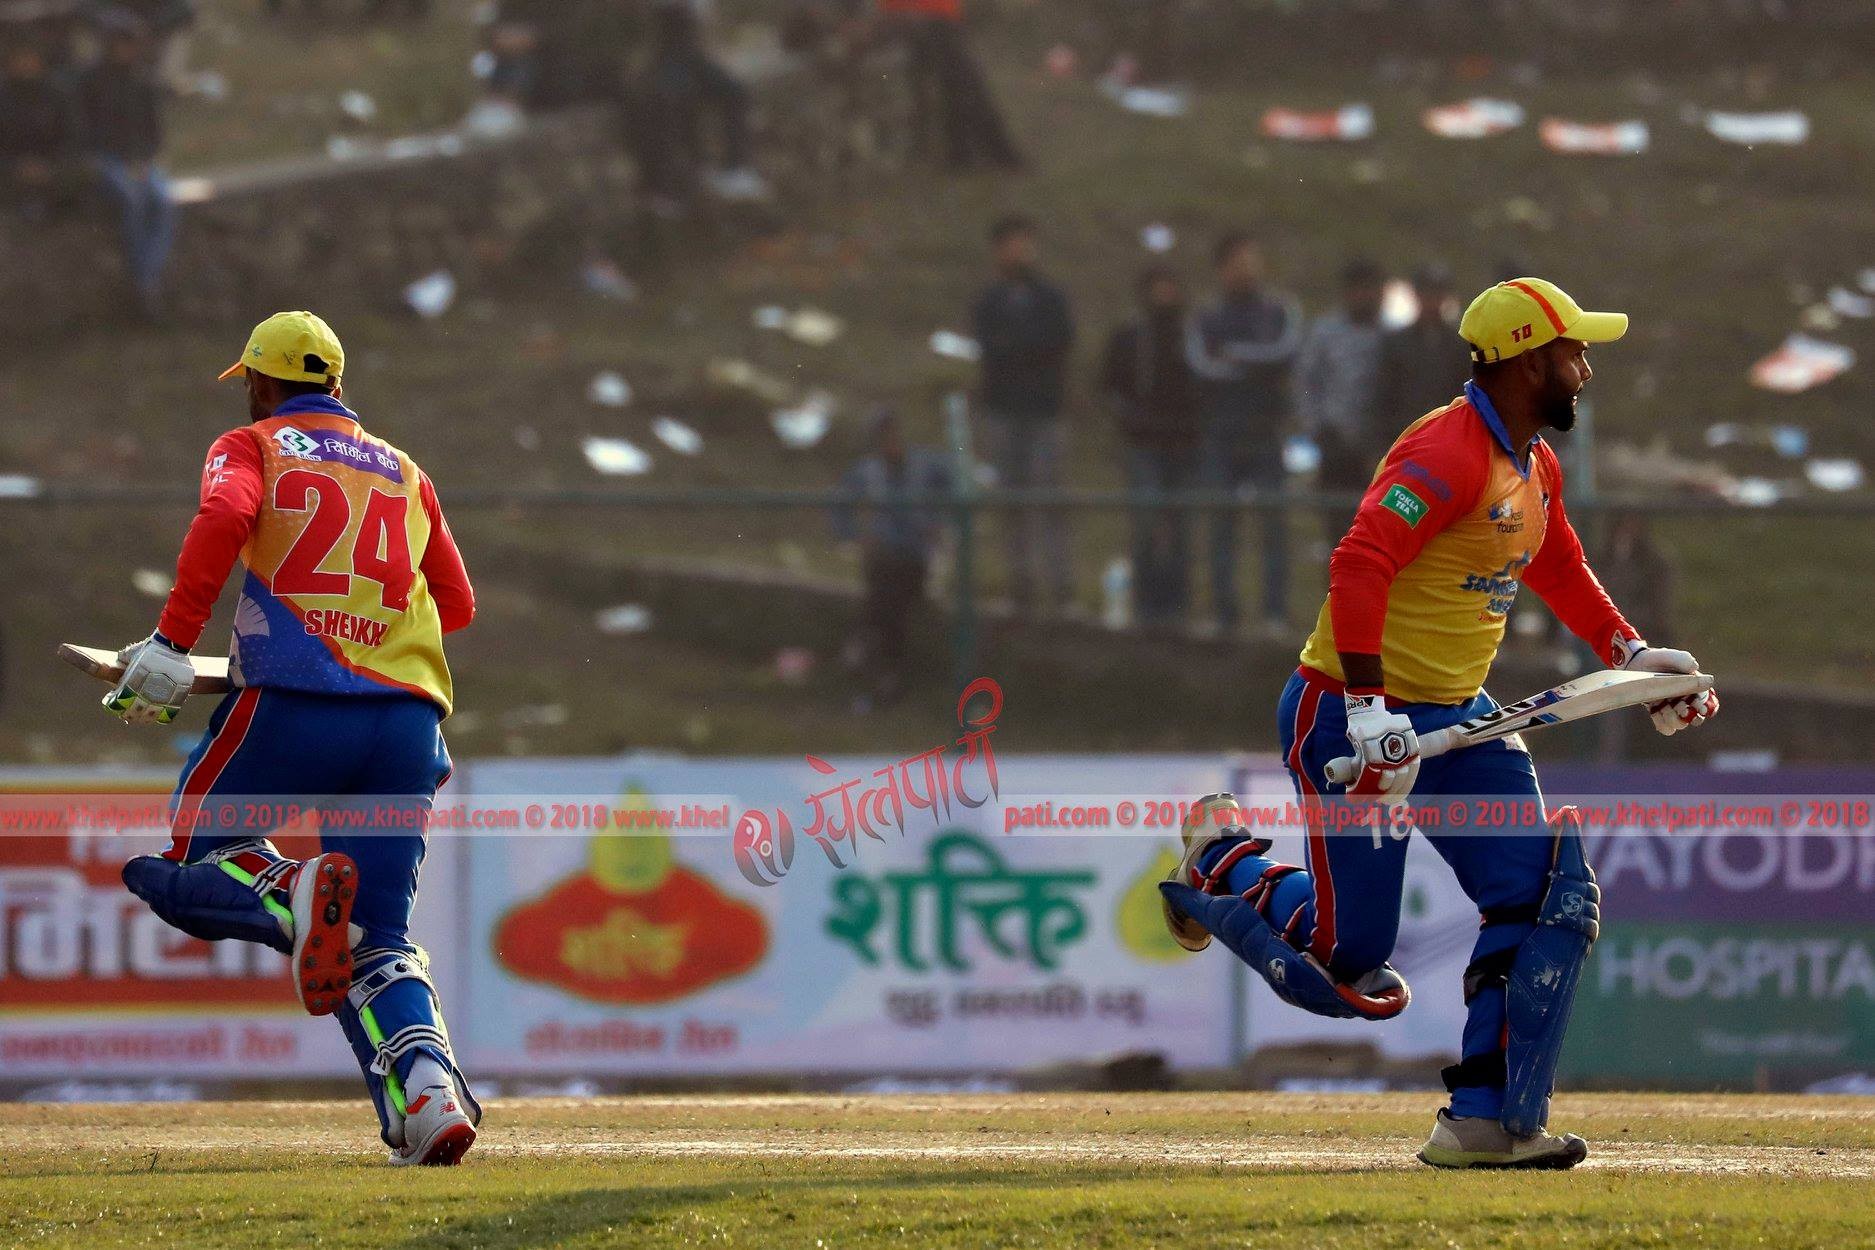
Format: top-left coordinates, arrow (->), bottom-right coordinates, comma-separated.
1510,323 -> 1534,343
249,345 -> 263,358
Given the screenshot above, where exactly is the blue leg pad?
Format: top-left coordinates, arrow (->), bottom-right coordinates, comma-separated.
1159,881 -> 1409,1021
337,946 -> 481,1149
1502,809 -> 1599,1137
122,853 -> 292,954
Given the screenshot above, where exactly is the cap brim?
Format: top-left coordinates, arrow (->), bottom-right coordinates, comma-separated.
217,361 -> 246,382
1568,310 -> 1628,344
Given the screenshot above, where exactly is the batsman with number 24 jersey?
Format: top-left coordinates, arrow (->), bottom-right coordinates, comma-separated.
1161,280 -> 1721,1169
110,311 -> 483,1166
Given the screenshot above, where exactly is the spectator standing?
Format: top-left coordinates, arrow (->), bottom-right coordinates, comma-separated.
831,408 -> 953,708
1295,257 -> 1388,539
78,10 -> 175,316
110,1 -> 197,94
878,0 -> 1021,171
626,0 -> 768,208
1101,264 -> 1200,625
0,39 -> 82,222
1186,232 -> 1302,637
1378,261 -> 1464,427
973,214 -> 1076,616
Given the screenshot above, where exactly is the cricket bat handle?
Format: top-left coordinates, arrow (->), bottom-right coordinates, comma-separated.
1323,726 -> 1460,788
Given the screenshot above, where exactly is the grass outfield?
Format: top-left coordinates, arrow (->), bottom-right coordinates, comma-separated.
2,1094 -> 1872,1248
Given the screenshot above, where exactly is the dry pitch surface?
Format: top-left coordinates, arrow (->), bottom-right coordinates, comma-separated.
3,1092 -> 1873,1248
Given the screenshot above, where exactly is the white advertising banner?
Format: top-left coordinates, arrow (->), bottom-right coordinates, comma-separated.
453,752 -> 1478,1075
0,771 -> 463,1082
456,753 -> 1240,1074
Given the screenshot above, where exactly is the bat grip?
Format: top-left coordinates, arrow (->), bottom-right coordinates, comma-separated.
1324,755 -> 1359,786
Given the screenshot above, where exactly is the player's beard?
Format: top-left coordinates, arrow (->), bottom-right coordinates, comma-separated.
1539,358 -> 1580,432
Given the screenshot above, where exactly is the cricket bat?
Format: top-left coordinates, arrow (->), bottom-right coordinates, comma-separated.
57,643 -> 233,695
1323,668 -> 1715,786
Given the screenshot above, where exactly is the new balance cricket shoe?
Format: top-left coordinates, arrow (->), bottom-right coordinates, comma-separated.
1417,1109 -> 1588,1170
1160,793 -> 1272,952
390,1071 -> 478,1166
291,853 -> 357,1016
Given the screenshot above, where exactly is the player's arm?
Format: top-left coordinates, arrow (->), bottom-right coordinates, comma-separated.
1331,429 -> 1488,799
417,470 -> 475,634
110,431 -> 263,723
1524,447 -> 1717,734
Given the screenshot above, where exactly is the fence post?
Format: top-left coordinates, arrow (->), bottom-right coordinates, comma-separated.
944,391 -> 979,693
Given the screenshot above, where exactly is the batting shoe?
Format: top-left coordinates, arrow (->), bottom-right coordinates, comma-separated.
1416,1109 -> 1588,1170
390,1059 -> 478,1166
291,853 -> 357,1016
1160,793 -> 1273,952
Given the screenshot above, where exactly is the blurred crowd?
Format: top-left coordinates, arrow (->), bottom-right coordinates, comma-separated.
829,215 -> 1679,707
979,216 -> 1468,639
0,1 -> 196,314
473,0 -> 1021,210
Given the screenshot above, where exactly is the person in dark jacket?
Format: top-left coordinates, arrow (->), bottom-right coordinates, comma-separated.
1295,256 -> 1388,540
831,408 -> 953,707
1102,264 -> 1200,625
1377,261 -> 1464,429
879,0 -> 1020,171
1186,232 -> 1303,636
625,0 -> 767,208
973,214 -> 1076,615
0,40 -> 82,222
78,12 -> 175,315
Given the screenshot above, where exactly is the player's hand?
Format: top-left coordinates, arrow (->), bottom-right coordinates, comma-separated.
1613,637 -> 1720,736
1343,692 -> 1420,807
106,634 -> 196,726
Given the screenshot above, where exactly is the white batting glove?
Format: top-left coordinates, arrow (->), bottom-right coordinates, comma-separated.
1612,636 -> 1720,736
106,634 -> 197,726
1343,692 -> 1420,809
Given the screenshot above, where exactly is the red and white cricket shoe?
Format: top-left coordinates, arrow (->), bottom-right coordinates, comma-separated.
390,1073 -> 478,1166
290,852 -> 357,1016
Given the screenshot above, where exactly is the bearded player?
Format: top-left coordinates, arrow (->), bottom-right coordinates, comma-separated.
1160,280 -> 1718,1168
108,312 -> 482,1165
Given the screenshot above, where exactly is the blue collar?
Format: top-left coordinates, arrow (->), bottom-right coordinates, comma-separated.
1464,380 -> 1538,479
271,394 -> 359,422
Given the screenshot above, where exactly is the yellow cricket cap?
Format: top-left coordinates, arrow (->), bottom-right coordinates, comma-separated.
1459,278 -> 1628,364
217,311 -> 345,384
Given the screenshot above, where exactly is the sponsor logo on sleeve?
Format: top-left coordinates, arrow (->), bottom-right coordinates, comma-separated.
1379,483 -> 1429,528
1401,460 -> 1453,502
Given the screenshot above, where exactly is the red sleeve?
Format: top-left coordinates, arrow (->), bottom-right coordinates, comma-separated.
418,471 -> 475,634
1523,446 -> 1636,663
1328,415 -> 1490,661
157,430 -> 263,650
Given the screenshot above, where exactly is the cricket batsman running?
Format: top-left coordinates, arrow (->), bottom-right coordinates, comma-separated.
109,312 -> 482,1165
1161,279 -> 1719,1168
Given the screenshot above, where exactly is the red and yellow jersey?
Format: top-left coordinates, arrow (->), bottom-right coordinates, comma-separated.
158,395 -> 474,714
1298,383 -> 1633,705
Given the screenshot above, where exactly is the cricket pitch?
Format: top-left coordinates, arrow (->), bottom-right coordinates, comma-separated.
3,1092 -> 1872,1247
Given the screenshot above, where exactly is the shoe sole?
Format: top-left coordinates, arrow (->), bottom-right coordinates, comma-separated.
1416,1139 -> 1588,1170
396,1120 -> 477,1167
293,853 -> 357,1016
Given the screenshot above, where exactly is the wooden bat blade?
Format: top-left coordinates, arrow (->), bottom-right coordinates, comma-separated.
57,643 -> 234,696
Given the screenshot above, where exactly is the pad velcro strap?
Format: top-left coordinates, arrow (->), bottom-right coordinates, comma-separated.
1243,864 -> 1305,916
348,950 -> 438,1015
1193,837 -> 1276,896
1460,947 -> 1520,1004
1442,1049 -> 1509,1092
369,1023 -> 453,1076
